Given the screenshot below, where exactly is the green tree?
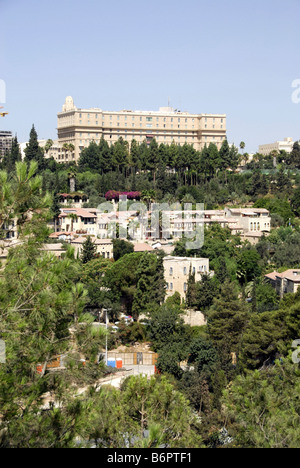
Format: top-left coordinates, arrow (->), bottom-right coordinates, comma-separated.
207,281 -> 249,369
222,358 -> 300,448
78,141 -> 100,172
80,236 -> 97,264
186,265 -> 197,308
0,162 -> 106,448
112,238 -> 134,261
84,375 -> 203,448
24,125 -> 45,170
1,136 -> 22,172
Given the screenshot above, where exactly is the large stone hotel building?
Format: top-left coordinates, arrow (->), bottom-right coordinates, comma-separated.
55,96 -> 227,163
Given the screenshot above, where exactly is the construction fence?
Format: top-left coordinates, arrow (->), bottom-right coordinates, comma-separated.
107,352 -> 158,366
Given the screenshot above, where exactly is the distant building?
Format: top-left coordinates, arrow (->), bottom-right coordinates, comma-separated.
259,137 -> 294,156
71,237 -> 113,259
20,139 -> 69,163
57,193 -> 89,208
133,243 -> 154,252
163,256 -> 211,300
265,269 -> 300,298
57,96 -> 227,163
58,208 -> 98,236
0,130 -> 13,158
145,207 -> 271,245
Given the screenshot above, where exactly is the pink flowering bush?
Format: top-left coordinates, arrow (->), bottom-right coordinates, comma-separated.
105,191 -> 141,201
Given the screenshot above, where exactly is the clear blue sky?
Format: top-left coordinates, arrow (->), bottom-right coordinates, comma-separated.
1,0 -> 300,153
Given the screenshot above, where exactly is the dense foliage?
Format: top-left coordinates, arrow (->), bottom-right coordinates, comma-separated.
1,129 -> 300,448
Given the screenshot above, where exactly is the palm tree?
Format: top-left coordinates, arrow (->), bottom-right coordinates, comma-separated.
68,213 -> 78,233
68,169 -> 76,193
141,190 -> 156,210
239,142 -> 246,154
62,143 -> 75,163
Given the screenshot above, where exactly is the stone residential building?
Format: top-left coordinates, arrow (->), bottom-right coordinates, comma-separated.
163,256 -> 211,300
265,269 -> 300,298
57,96 -> 227,163
145,207 -> 271,244
58,208 -> 98,236
71,237 -> 113,259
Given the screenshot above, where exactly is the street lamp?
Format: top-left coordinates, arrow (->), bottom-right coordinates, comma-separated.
102,308 -> 108,366
102,307 -> 112,366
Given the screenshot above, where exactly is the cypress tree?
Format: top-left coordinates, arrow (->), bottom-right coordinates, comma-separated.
1,136 -> 21,172
81,236 -> 97,264
24,125 -> 45,170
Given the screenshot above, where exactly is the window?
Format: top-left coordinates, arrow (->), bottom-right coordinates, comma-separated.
184,283 -> 187,292
184,267 -> 187,275
169,267 -> 173,276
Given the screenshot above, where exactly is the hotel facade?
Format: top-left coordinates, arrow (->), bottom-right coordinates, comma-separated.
56,96 -> 227,163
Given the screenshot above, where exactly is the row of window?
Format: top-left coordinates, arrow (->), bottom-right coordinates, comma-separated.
168,265 -> 207,276
79,113 -> 197,123
78,113 -> 224,123
250,222 -> 270,231
166,282 -> 188,292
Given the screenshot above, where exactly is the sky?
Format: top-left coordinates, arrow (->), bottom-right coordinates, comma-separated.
0,0 -> 300,153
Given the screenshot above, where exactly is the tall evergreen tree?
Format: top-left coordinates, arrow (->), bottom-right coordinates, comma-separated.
1,136 -> 21,172
131,252 -> 166,320
207,281 -> 249,368
24,125 -> 45,170
186,265 -> 197,308
81,236 -> 97,264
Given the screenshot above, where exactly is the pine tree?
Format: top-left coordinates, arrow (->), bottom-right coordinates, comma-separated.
81,236 -> 97,264
186,265 -> 197,308
131,252 -> 165,319
24,125 -> 45,170
0,162 -> 106,447
1,136 -> 21,172
207,280 -> 249,367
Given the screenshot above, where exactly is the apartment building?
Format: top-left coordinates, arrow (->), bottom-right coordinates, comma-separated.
259,137 -> 294,156
58,208 -> 98,236
144,207 -> 271,244
164,256 -> 211,299
224,207 -> 271,233
0,130 -> 13,158
57,96 -> 227,163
